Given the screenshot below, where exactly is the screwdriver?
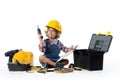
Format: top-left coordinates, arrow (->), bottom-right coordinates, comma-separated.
37,25 -> 43,39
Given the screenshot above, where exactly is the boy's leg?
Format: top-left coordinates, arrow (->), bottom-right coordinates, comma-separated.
56,59 -> 69,69
57,59 -> 69,66
39,55 -> 56,67
39,55 -> 69,68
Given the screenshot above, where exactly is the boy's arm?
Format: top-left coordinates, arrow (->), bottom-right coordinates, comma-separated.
38,34 -> 46,53
38,34 -> 44,49
59,41 -> 73,53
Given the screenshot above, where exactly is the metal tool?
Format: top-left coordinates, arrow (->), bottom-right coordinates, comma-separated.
37,25 -> 43,39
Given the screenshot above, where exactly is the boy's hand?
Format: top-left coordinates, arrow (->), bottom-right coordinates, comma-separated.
38,34 -> 44,49
67,45 -> 74,52
38,34 -> 43,40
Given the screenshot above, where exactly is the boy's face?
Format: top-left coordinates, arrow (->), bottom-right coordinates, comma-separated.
47,27 -> 57,39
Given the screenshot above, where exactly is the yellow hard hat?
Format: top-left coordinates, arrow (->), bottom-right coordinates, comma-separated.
46,20 -> 62,33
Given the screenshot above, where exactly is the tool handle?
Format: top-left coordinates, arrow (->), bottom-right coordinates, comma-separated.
37,25 -> 43,39
37,25 -> 42,34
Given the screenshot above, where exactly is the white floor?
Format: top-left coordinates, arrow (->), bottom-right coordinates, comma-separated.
0,52 -> 120,80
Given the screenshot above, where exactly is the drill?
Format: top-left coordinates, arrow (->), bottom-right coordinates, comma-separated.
37,25 -> 43,39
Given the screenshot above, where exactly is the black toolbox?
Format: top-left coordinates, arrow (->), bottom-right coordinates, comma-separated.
74,34 -> 113,70
5,49 -> 31,71
8,62 -> 31,71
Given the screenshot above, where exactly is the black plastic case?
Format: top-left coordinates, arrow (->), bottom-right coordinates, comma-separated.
8,63 -> 31,71
74,34 -> 113,70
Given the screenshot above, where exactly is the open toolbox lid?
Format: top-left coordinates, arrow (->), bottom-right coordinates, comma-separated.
88,34 -> 113,52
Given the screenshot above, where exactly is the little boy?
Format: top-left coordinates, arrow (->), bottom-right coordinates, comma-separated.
38,20 -> 73,68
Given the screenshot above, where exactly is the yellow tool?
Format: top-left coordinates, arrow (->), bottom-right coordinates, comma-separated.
106,31 -> 111,36
54,68 -> 73,73
37,68 -> 47,74
31,66 -> 41,71
27,66 -> 41,73
74,67 -> 83,71
12,51 -> 33,66
97,32 -> 102,35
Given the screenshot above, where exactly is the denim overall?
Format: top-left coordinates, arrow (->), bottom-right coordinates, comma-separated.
41,39 -> 60,68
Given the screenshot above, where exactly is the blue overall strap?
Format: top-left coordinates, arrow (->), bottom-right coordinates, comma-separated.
44,39 -> 60,61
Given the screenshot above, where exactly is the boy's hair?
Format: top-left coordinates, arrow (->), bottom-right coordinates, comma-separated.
45,27 -> 61,39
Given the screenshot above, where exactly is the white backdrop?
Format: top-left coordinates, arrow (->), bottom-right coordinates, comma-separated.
0,0 -> 120,80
